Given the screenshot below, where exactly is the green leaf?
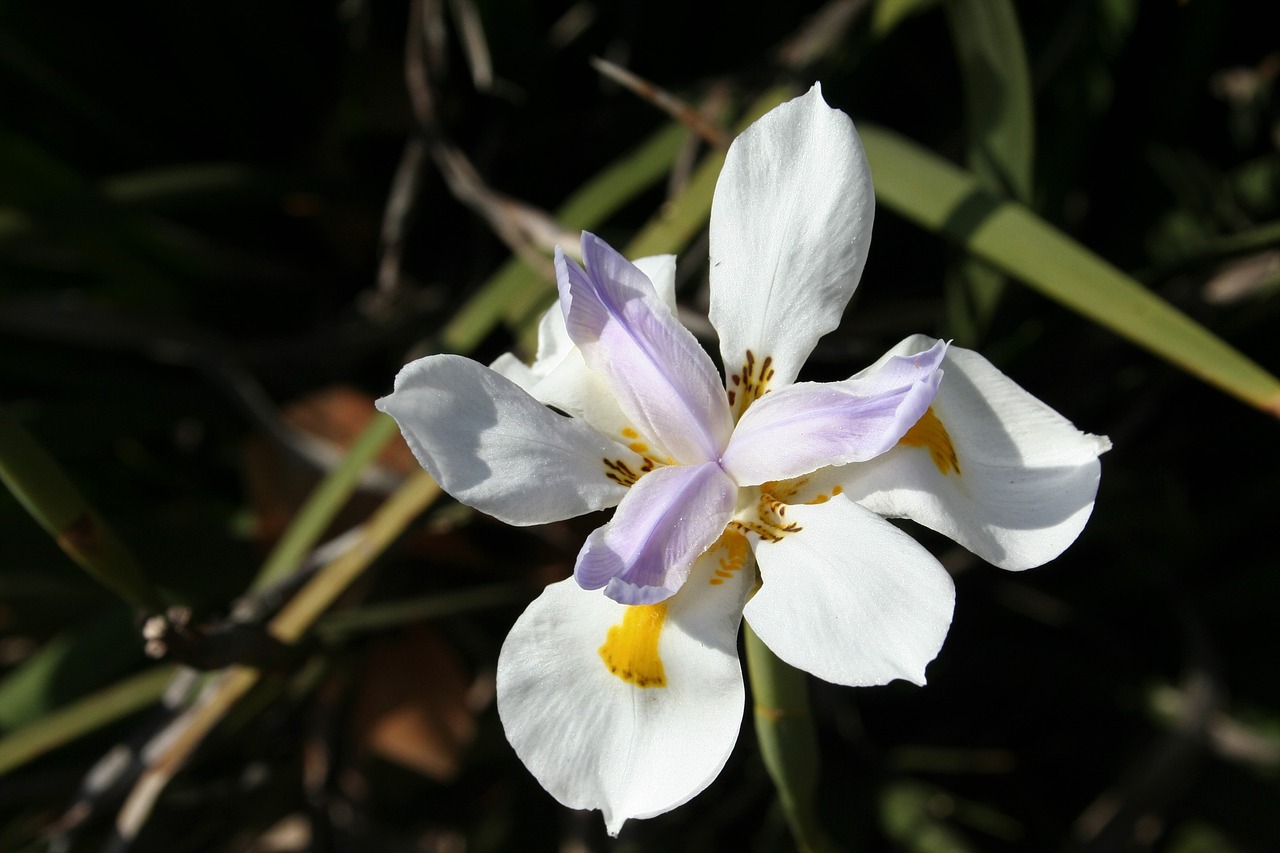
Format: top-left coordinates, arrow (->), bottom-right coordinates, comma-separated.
0,409 -> 164,612
0,608 -> 142,733
944,0 -> 1033,202
0,666 -> 174,776
943,0 -> 1035,342
859,123 -> 1280,416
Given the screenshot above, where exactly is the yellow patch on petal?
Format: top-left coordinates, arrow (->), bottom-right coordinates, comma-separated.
899,407 -> 960,476
599,603 -> 669,688
802,485 -> 842,505
708,530 -> 750,586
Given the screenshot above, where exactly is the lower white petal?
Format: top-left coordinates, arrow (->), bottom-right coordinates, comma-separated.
497,534 -> 753,835
840,335 -> 1111,570
744,495 -> 954,687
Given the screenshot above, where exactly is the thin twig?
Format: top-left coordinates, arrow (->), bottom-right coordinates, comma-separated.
589,57 -> 731,150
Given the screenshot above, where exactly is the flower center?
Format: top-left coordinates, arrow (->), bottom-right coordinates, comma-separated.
727,350 -> 774,421
728,484 -> 804,542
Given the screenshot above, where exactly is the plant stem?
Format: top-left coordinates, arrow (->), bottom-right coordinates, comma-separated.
744,622 -> 836,853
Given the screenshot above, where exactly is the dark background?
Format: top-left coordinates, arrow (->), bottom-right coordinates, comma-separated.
1,1 -> 1278,850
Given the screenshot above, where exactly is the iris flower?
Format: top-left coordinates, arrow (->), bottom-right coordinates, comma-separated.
378,85 -> 1109,834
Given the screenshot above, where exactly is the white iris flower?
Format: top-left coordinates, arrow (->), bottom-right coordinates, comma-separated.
378,84 -> 1110,835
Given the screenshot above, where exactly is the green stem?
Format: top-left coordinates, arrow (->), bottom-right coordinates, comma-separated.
249,413 -> 400,592
744,622 -> 835,853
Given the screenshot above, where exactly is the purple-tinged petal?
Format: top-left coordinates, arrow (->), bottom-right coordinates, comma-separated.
377,354 -> 639,526
575,461 -> 736,604
721,340 -> 947,486
557,233 -> 733,464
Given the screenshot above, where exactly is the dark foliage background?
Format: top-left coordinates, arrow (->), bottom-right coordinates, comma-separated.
1,1 -> 1278,851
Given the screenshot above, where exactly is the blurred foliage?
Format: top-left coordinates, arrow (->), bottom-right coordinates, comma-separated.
1,0 -> 1279,851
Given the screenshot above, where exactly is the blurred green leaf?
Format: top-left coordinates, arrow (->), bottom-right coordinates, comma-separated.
880,780 -> 979,853
860,123 -> 1280,416
0,608 -> 142,733
944,0 -> 1034,343
871,0 -> 940,38
0,409 -> 164,613
0,666 -> 174,776
945,0 -> 1032,202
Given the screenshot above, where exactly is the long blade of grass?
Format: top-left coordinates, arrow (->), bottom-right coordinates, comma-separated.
745,622 -> 835,853
0,667 -> 174,776
859,123 -> 1280,415
943,0 -> 1034,342
945,0 -> 1033,202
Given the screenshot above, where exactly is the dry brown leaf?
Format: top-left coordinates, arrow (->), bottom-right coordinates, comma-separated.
349,625 -> 478,781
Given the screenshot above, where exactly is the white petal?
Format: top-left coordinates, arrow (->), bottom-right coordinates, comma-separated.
744,495 -> 954,687
377,354 -> 637,525
631,254 -> 679,314
488,352 -> 538,390
709,84 -> 874,391
838,335 -> 1111,570
497,534 -> 753,835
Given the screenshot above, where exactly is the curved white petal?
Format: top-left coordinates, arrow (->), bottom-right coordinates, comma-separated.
632,254 -> 679,314
576,461 -> 737,604
722,340 -> 945,485
526,348 -> 660,454
709,84 -> 874,390
488,351 -> 538,390
497,535 -> 753,836
531,297 -> 576,378
838,335 -> 1111,570
744,495 -> 954,687
558,234 -> 733,463
377,354 -> 637,525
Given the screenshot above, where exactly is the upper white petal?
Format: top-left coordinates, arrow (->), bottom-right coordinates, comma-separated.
838,335 -> 1111,570
377,354 -> 636,526
497,537 -> 752,835
744,495 -> 954,687
709,83 -> 875,389
488,351 -> 538,390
